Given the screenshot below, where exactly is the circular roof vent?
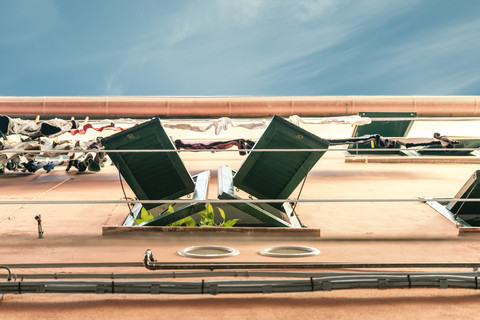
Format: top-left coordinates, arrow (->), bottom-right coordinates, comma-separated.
259,245 -> 320,258
178,245 -> 239,259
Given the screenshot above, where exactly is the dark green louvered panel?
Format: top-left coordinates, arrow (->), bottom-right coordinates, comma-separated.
353,112 -> 416,137
101,118 -> 195,210
233,115 -> 329,200
447,170 -> 480,226
349,112 -> 416,154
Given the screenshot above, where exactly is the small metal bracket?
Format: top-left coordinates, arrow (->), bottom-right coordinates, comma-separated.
209,284 -> 219,295
321,281 -> 332,291
439,279 -> 448,289
262,285 -> 272,294
151,284 -> 160,294
35,215 -> 44,238
378,279 -> 388,289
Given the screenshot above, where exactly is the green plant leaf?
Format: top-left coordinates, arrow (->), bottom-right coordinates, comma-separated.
135,207 -> 154,224
206,203 -> 214,221
206,203 -> 213,214
169,219 -> 184,226
184,216 -> 196,227
222,219 -> 239,227
217,207 -> 226,222
168,216 -> 197,227
167,205 -> 174,213
197,209 -> 208,220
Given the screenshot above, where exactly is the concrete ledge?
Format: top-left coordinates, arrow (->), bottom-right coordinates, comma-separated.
102,225 -> 321,238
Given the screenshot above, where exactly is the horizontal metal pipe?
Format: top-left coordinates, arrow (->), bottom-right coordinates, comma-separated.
1,96 -> 479,117
13,271 -> 480,280
1,275 -> 480,295
143,262 -> 480,271
4,262 -> 143,269
0,197 -> 473,205
5,260 -> 480,271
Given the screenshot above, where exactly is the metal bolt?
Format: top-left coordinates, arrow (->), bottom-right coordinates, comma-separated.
35,215 -> 44,238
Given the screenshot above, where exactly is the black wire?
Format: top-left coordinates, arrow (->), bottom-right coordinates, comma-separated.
0,266 -> 12,281
293,176 -> 308,211
117,163 -> 132,213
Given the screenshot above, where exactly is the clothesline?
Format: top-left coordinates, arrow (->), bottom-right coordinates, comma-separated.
0,197 -> 476,205
0,135 -> 472,175
1,115 -> 369,138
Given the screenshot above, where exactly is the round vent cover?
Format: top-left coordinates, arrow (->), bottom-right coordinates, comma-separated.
258,245 -> 320,257
178,245 -> 239,258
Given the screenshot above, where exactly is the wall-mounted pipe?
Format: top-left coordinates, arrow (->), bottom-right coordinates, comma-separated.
0,96 -> 479,118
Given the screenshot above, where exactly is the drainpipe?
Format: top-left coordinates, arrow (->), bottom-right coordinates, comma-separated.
0,96 -> 479,118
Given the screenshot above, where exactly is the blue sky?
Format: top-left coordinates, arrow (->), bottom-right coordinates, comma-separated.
1,0 -> 479,96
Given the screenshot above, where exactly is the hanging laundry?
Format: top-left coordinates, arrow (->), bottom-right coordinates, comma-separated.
0,142 -> 39,165
43,160 -> 64,173
288,115 -> 371,126
0,137 -> 105,174
66,155 -> 92,173
174,139 -> 255,155
65,139 -> 105,173
0,115 -> 79,138
6,159 -> 18,171
23,160 -> 47,173
70,123 -> 124,135
88,151 -> 106,172
164,115 -> 371,135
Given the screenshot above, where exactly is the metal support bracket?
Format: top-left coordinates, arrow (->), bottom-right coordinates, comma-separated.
35,215 -> 44,238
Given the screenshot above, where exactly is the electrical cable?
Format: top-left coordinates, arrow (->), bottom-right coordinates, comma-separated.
293,176 -> 307,211
117,162 -> 132,213
3,274 -> 480,295
10,271 -> 480,280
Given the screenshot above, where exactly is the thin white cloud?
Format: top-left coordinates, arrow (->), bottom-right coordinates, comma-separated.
293,0 -> 338,22
217,0 -> 265,25
353,17 -> 480,94
4,0 -> 478,95
104,0 -> 421,94
104,75 -> 124,96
